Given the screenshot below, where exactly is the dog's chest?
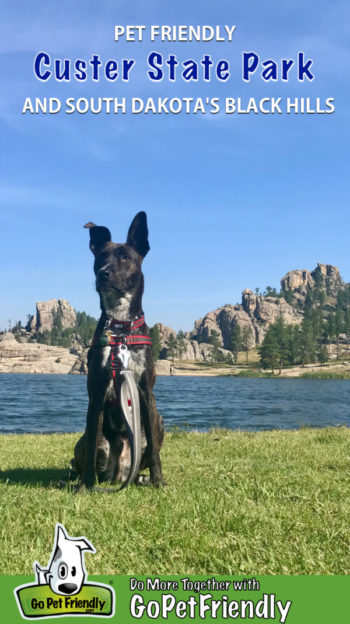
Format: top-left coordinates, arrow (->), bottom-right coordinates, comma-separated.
101,346 -> 146,383
128,348 -> 147,380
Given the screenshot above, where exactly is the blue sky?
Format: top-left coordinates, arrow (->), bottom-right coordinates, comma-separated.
1,1 -> 349,332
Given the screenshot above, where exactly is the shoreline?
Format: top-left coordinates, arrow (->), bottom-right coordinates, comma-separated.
1,360 -> 350,379
157,359 -> 350,379
2,333 -> 350,379
159,362 -> 350,379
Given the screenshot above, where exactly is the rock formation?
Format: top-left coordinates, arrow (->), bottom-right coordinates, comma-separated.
155,360 -> 172,375
2,263 -> 346,372
0,332 -> 79,374
311,263 -> 344,295
190,305 -> 256,349
156,323 -> 176,345
69,348 -> 88,375
280,269 -> 315,294
280,263 -> 344,306
190,263 -> 345,350
190,291 -> 302,349
155,323 -> 231,361
242,290 -> 302,343
26,299 -> 76,334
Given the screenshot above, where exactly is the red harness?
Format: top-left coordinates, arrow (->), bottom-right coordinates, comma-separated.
91,313 -> 152,383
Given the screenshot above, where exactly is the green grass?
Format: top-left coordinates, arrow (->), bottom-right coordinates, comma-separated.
235,369 -> 350,379
1,428 -> 350,575
301,371 -> 350,380
234,369 -> 274,378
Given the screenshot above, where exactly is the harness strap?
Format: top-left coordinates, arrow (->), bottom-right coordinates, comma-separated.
107,314 -> 145,332
91,312 -> 152,349
92,334 -> 152,348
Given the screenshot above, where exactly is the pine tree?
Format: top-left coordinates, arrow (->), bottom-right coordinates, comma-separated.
289,325 -> 301,365
300,318 -> 316,365
149,325 -> 161,361
259,326 -> 280,373
344,309 -> 350,350
209,330 -> 221,365
319,290 -> 326,306
317,345 -> 328,366
313,270 -> 323,289
177,330 -> 187,361
283,289 -> 294,305
241,326 -> 252,364
326,314 -> 336,354
335,307 -> 344,359
167,334 -> 178,363
226,352 -> 234,366
75,311 -> 98,346
304,290 -> 313,317
273,317 -> 290,373
231,324 -> 242,363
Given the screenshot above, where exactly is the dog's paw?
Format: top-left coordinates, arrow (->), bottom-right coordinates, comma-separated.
150,470 -> 167,488
154,477 -> 168,488
73,482 -> 95,494
73,482 -> 85,494
135,474 -> 151,486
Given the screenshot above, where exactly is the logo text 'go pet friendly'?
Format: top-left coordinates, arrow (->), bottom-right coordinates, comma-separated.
14,523 -> 114,619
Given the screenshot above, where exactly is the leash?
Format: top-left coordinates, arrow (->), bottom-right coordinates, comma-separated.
91,314 -> 152,490
117,345 -> 142,488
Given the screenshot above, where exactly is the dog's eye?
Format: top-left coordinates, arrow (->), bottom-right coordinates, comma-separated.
71,566 -> 76,577
58,563 -> 68,579
121,255 -> 131,262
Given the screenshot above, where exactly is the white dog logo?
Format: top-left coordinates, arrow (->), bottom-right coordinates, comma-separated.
34,523 -> 95,596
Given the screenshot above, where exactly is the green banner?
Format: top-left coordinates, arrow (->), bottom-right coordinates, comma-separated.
2,574 -> 349,623
15,582 -> 114,618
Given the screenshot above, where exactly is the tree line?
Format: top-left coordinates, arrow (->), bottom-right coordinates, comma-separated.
150,283 -> 350,370
10,282 -> 350,370
12,310 -> 98,348
149,326 -> 187,362
259,286 -> 350,373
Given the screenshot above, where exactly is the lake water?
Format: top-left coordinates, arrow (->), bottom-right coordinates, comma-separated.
0,373 -> 349,434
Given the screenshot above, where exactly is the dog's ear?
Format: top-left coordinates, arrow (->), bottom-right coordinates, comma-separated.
74,538 -> 96,554
84,222 -> 111,255
126,212 -> 150,258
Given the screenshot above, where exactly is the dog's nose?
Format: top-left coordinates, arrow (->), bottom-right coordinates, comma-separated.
99,269 -> 110,281
58,583 -> 78,594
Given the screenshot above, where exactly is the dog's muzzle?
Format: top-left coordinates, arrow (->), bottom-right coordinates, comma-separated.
98,268 -> 110,283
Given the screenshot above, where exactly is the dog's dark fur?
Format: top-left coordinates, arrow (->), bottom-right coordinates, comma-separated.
74,212 -> 165,490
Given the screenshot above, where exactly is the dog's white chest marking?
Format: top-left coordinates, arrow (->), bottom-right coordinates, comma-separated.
103,293 -> 132,321
129,348 -> 146,382
101,346 -> 111,368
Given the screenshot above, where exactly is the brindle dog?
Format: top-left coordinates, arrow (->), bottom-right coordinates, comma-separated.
74,212 -> 165,490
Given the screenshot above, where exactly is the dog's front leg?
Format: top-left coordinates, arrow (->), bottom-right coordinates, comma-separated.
141,390 -> 165,487
81,394 -> 105,490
